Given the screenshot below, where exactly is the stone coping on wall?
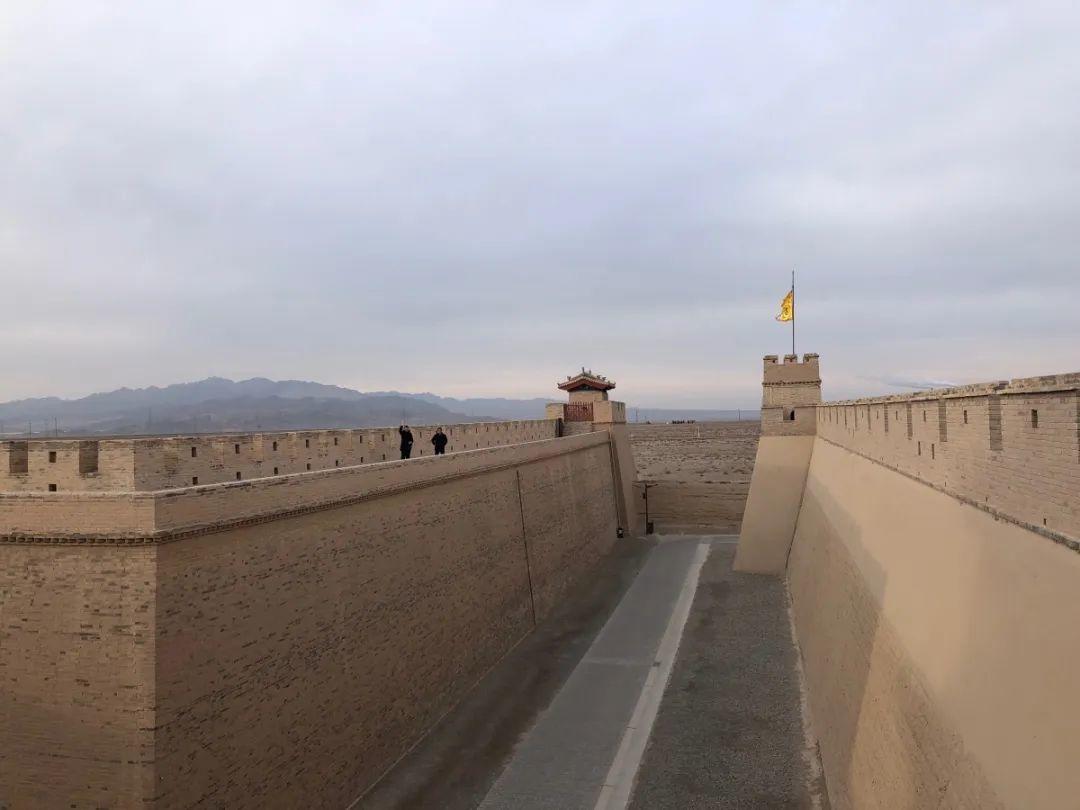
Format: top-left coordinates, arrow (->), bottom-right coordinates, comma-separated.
821,371 -> 1080,406
0,432 -> 610,545
0,418 -> 554,447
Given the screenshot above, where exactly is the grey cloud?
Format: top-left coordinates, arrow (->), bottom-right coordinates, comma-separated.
1,1 -> 1078,407
861,376 -> 961,392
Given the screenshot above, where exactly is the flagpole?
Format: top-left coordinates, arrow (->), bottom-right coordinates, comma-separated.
791,269 -> 796,356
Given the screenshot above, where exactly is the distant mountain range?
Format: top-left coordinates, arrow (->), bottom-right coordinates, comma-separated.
0,377 -> 755,437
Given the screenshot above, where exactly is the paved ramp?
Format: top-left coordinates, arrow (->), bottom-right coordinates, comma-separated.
477,537 -> 828,810
367,535 -> 828,809
479,537 -> 708,810
628,542 -> 829,809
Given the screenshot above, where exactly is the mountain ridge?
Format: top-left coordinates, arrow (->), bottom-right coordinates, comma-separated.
0,377 -> 755,436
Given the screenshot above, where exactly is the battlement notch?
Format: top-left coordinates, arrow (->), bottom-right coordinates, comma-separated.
760,351 -> 822,436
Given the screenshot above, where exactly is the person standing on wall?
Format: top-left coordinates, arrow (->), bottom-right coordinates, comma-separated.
431,427 -> 448,455
399,424 -> 414,459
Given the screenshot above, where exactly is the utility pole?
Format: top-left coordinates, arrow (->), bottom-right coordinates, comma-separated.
642,481 -> 655,535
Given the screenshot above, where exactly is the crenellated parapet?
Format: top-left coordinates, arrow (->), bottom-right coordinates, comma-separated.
761,353 -> 822,436
0,419 -> 557,494
763,353 -> 821,386
815,370 -> 1080,545
820,370 -> 1079,407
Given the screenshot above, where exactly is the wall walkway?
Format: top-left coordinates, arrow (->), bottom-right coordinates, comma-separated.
0,419 -> 557,493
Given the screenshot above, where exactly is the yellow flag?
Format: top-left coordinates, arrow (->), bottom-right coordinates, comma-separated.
776,289 -> 794,322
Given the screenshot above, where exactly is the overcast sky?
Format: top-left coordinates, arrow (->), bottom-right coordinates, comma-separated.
2,1 -> 1078,407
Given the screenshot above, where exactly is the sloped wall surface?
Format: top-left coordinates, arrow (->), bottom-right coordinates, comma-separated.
788,438 -> 1080,810
733,435 -> 814,573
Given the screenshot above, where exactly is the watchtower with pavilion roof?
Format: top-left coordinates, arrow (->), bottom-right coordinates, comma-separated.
559,368 -> 616,403
546,368 -> 625,426
545,367 -> 638,536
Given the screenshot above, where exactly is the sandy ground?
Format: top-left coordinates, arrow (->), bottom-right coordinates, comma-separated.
630,421 -> 759,485
629,422 -> 760,533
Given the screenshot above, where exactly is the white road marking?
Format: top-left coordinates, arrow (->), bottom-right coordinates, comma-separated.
593,540 -> 711,810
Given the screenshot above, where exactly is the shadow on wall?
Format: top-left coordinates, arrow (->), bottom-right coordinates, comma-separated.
787,479 -> 884,810
788,450 -> 1012,809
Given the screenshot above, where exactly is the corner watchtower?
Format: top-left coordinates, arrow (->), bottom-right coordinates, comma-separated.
557,369 -> 616,403
735,351 -> 822,573
545,369 -> 624,426
760,353 -> 822,436
545,368 -> 639,536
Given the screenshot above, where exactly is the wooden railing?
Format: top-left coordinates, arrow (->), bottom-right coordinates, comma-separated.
565,402 -> 594,422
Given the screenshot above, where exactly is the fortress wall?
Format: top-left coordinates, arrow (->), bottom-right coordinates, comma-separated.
788,437 -> 1080,810
735,353 -> 822,568
0,439 -> 136,492
0,432 -> 620,808
0,419 -> 557,493
0,546 -> 156,809
0,491 -> 157,536
154,432 -> 618,809
816,372 -> 1080,541
733,435 -> 815,572
760,406 -> 818,436
517,441 -> 620,615
630,422 -> 759,534
634,480 -> 751,534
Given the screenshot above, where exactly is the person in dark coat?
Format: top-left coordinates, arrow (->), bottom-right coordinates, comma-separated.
399,425 -> 414,459
431,427 -> 448,455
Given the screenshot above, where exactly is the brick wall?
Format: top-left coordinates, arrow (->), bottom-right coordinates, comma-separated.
760,406 -> 819,436
0,431 -> 619,808
761,353 -> 822,437
0,419 -> 557,493
0,546 -> 156,808
630,422 -> 760,533
816,372 -> 1080,543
